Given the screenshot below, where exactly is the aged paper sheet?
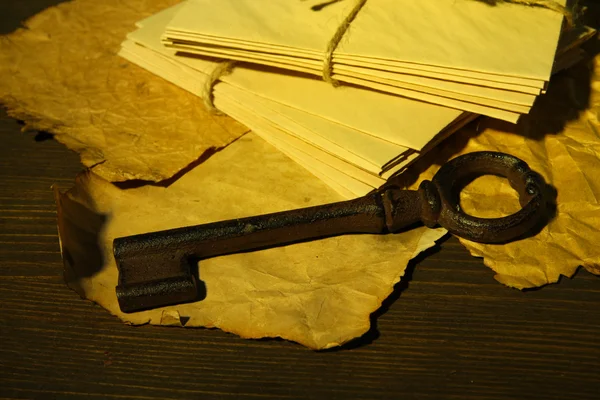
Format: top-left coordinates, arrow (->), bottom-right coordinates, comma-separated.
57,133 -> 446,350
0,0 -> 248,182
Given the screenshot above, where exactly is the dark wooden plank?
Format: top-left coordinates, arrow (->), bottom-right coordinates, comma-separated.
1,255 -> 600,400
1,1 -> 600,399
0,107 -> 82,279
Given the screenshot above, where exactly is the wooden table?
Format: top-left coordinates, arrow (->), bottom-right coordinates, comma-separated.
1,2 -> 600,399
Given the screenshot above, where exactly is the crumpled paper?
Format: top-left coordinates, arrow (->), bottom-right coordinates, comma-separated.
57,133 -> 446,350
403,51 -> 600,288
0,0 -> 248,182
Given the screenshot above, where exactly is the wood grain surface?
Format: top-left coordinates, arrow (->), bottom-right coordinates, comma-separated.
1,2 -> 600,399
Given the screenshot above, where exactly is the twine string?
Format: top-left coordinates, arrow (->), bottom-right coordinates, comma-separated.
322,0 -> 367,87
202,60 -> 237,113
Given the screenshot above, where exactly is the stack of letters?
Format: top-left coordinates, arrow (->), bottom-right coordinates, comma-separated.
120,0 -> 591,197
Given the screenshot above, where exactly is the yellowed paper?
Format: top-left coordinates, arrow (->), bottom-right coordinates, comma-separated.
167,0 -> 562,81
163,41 -> 523,122
0,0 -> 248,182
215,84 -> 405,173
215,94 -> 384,190
121,3 -> 591,197
117,42 -> 383,195
116,43 -> 376,197
172,31 -> 549,97
115,2 -> 470,191
282,144 -> 373,198
337,64 -> 538,106
404,54 -> 600,288
163,0 -> 565,119
129,4 -> 468,151
57,133 -> 446,350
221,83 -> 396,174
123,34 -> 408,175
339,0 -> 565,79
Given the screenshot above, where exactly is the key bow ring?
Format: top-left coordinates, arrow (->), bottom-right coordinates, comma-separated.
381,151 -> 548,243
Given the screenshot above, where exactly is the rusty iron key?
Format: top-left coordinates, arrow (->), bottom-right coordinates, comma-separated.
113,151 -> 551,313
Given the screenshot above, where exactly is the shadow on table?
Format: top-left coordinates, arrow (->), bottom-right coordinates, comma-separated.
321,241 -> 445,352
0,0 -> 71,34
55,187 -> 107,289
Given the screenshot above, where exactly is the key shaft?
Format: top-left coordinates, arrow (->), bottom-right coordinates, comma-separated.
114,189 -> 425,313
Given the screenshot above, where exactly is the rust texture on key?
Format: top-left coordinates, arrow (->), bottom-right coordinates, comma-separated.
113,151 -> 552,313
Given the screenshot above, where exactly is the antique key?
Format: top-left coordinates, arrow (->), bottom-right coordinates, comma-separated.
113,151 -> 551,313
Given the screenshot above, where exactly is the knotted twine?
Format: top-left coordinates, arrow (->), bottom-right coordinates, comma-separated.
202,60 -> 237,113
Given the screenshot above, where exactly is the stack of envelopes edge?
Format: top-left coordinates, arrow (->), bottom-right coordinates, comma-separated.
161,0 -> 590,122
120,1 -> 594,198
